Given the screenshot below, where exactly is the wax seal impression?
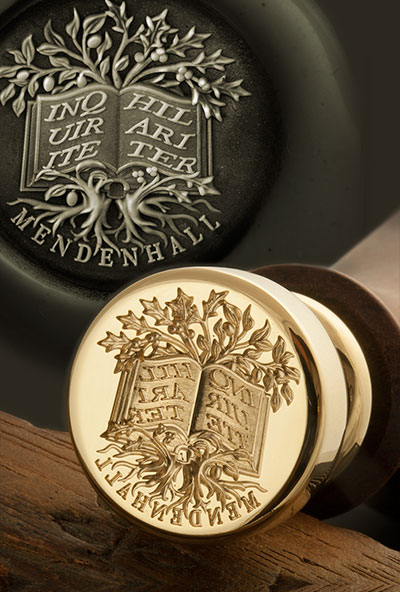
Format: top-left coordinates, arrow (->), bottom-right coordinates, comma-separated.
0,0 -> 278,292
69,266 -> 379,540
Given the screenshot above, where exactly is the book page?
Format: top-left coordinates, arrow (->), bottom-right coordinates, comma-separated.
116,357 -> 202,436
192,365 -> 269,473
30,85 -> 119,183
119,84 -> 201,177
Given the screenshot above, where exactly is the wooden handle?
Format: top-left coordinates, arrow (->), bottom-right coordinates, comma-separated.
1,411 -> 399,591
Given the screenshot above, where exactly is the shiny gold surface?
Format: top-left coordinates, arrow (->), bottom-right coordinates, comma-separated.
297,294 -> 371,479
69,267 -> 359,540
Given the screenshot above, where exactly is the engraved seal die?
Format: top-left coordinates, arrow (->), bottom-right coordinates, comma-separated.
69,266 -> 375,540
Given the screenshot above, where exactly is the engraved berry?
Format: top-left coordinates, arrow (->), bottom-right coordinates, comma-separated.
156,47 -> 166,56
66,190 -> 78,207
87,34 -> 102,49
77,73 -> 87,88
150,50 -> 160,61
146,166 -> 158,177
184,70 -> 193,80
159,54 -> 168,64
43,75 -> 55,92
198,77 -> 211,91
16,70 -> 29,81
134,52 -> 145,63
132,169 -> 145,183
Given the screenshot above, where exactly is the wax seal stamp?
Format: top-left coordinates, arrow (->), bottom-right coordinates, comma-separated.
69,266 -> 381,540
0,0 -> 278,292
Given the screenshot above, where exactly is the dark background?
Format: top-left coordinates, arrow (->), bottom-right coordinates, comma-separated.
0,0 -> 398,549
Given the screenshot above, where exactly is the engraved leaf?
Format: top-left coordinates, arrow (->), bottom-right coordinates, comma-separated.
37,43 -> 63,56
161,80 -> 180,89
100,56 -> 111,78
271,388 -> 282,413
21,35 -> 35,64
210,339 -> 222,360
272,336 -> 286,364
281,384 -> 294,406
12,93 -> 25,117
27,78 -> 39,97
115,55 -> 129,72
0,65 -> 20,78
140,297 -> 171,326
145,16 -> 155,31
0,83 -> 16,106
44,21 -> 66,47
262,371 -> 274,392
223,301 -> 241,326
48,184 -> 68,197
66,8 -> 80,39
98,331 -> 130,352
242,305 -> 254,332
147,74 -> 165,84
284,366 -> 301,384
117,310 -> 148,334
119,1 -> 127,18
196,334 -> 207,351
251,368 -> 262,384
249,319 -> 271,346
280,351 -> 294,365
202,289 -> 228,318
9,50 -> 25,64
243,348 -> 261,360
166,288 -> 200,324
236,356 -> 252,375
213,77 -> 251,102
97,31 -> 112,61
213,318 -> 226,346
36,168 -> 59,181
255,339 -> 273,352
83,14 -> 106,35
59,69 -> 77,83
49,56 -> 70,68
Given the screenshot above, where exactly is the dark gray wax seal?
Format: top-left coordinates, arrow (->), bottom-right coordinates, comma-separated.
0,0 -> 279,292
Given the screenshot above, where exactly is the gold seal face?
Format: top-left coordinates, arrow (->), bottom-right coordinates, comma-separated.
69,267 -> 347,539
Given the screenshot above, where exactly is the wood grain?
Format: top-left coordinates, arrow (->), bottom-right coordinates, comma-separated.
1,411 -> 399,592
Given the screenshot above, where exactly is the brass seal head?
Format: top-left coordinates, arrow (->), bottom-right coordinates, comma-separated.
68,267 -> 371,540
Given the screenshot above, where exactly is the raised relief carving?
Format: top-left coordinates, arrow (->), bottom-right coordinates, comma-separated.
0,1 -> 250,256
96,289 -> 301,525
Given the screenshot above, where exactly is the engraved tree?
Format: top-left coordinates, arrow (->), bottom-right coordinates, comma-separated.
96,289 -> 301,515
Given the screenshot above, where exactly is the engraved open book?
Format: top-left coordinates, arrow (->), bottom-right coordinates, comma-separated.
22,83 -> 211,191
102,356 -> 270,476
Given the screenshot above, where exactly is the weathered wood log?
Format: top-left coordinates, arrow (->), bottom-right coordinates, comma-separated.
1,411 -> 399,591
